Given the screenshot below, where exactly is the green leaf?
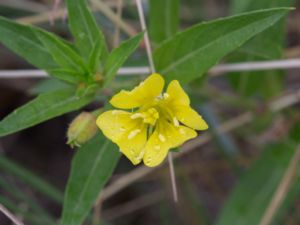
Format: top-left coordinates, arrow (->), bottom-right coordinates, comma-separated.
47,69 -> 84,84
215,141 -> 297,225
103,33 -> 144,86
60,134 -> 120,225
0,16 -> 58,70
35,29 -> 88,75
153,8 -> 291,83
227,0 -> 294,98
66,0 -> 108,61
0,156 -> 63,204
0,88 -> 94,137
88,39 -> 103,73
149,0 -> 179,44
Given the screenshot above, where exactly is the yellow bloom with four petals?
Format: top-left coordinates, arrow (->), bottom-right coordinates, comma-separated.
96,74 -> 208,167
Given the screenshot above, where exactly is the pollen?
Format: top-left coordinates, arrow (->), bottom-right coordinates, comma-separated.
173,117 -> 179,127
158,134 -> 166,142
163,93 -> 170,99
128,129 -> 141,139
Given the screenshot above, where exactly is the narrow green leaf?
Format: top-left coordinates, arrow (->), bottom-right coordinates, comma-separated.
35,29 -> 88,74
0,89 -> 94,137
88,39 -> 103,73
149,0 -> 179,44
103,33 -> 144,86
228,0 -> 294,98
0,156 -> 63,203
0,16 -> 58,70
67,0 -> 108,61
154,8 -> 291,83
60,134 -> 120,225
47,68 -> 85,84
215,141 -> 297,225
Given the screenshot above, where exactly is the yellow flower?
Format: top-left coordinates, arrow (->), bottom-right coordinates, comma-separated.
96,74 -> 208,167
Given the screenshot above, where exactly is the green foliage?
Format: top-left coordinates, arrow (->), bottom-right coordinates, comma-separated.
149,0 -> 179,44
35,28 -> 88,76
215,141 -> 298,225
0,16 -> 58,70
228,0 -> 294,97
66,0 -> 108,62
0,1 -> 296,224
60,134 -> 120,225
103,32 -> 144,86
0,156 -> 63,203
154,8 -> 291,83
0,89 -> 94,137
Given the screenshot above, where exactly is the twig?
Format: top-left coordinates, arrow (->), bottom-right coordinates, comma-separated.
112,0 -> 123,48
16,8 -> 66,25
90,0 -> 137,37
209,58 -> 300,76
96,90 -> 300,204
135,0 -> 155,73
258,145 -> 300,225
1,0 -> 48,13
103,191 -> 163,221
2,58 -> 300,79
0,203 -> 25,225
93,197 -> 102,225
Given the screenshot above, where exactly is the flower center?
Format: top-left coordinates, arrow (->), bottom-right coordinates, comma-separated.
131,107 -> 159,126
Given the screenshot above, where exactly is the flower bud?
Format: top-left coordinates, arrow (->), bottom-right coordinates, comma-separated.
67,112 -> 98,148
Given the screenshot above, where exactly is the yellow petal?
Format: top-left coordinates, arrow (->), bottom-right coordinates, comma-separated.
143,129 -> 171,167
175,106 -> 208,130
110,73 -> 165,109
96,110 -> 147,165
166,80 -> 190,105
143,120 -> 197,167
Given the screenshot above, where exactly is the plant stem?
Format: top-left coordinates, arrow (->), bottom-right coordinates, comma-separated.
135,0 -> 178,203
0,203 -> 25,225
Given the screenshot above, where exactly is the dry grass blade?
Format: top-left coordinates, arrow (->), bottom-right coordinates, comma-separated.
259,145 -> 300,225
0,203 -> 25,225
90,0 -> 137,37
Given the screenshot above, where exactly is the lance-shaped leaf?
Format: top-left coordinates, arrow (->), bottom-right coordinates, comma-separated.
215,141 -> 298,225
227,0 -> 294,98
154,8 -> 291,83
60,134 -> 120,225
149,0 -> 179,44
0,89 -> 94,137
0,16 -> 58,70
35,29 -> 88,75
66,0 -> 108,61
103,32 -> 144,86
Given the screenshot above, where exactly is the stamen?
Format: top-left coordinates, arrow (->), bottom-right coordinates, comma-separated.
163,93 -> 170,99
158,134 -> 166,142
131,113 -> 144,119
128,129 -> 141,139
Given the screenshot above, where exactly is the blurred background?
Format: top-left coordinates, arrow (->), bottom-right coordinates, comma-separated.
1,0 -> 300,225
